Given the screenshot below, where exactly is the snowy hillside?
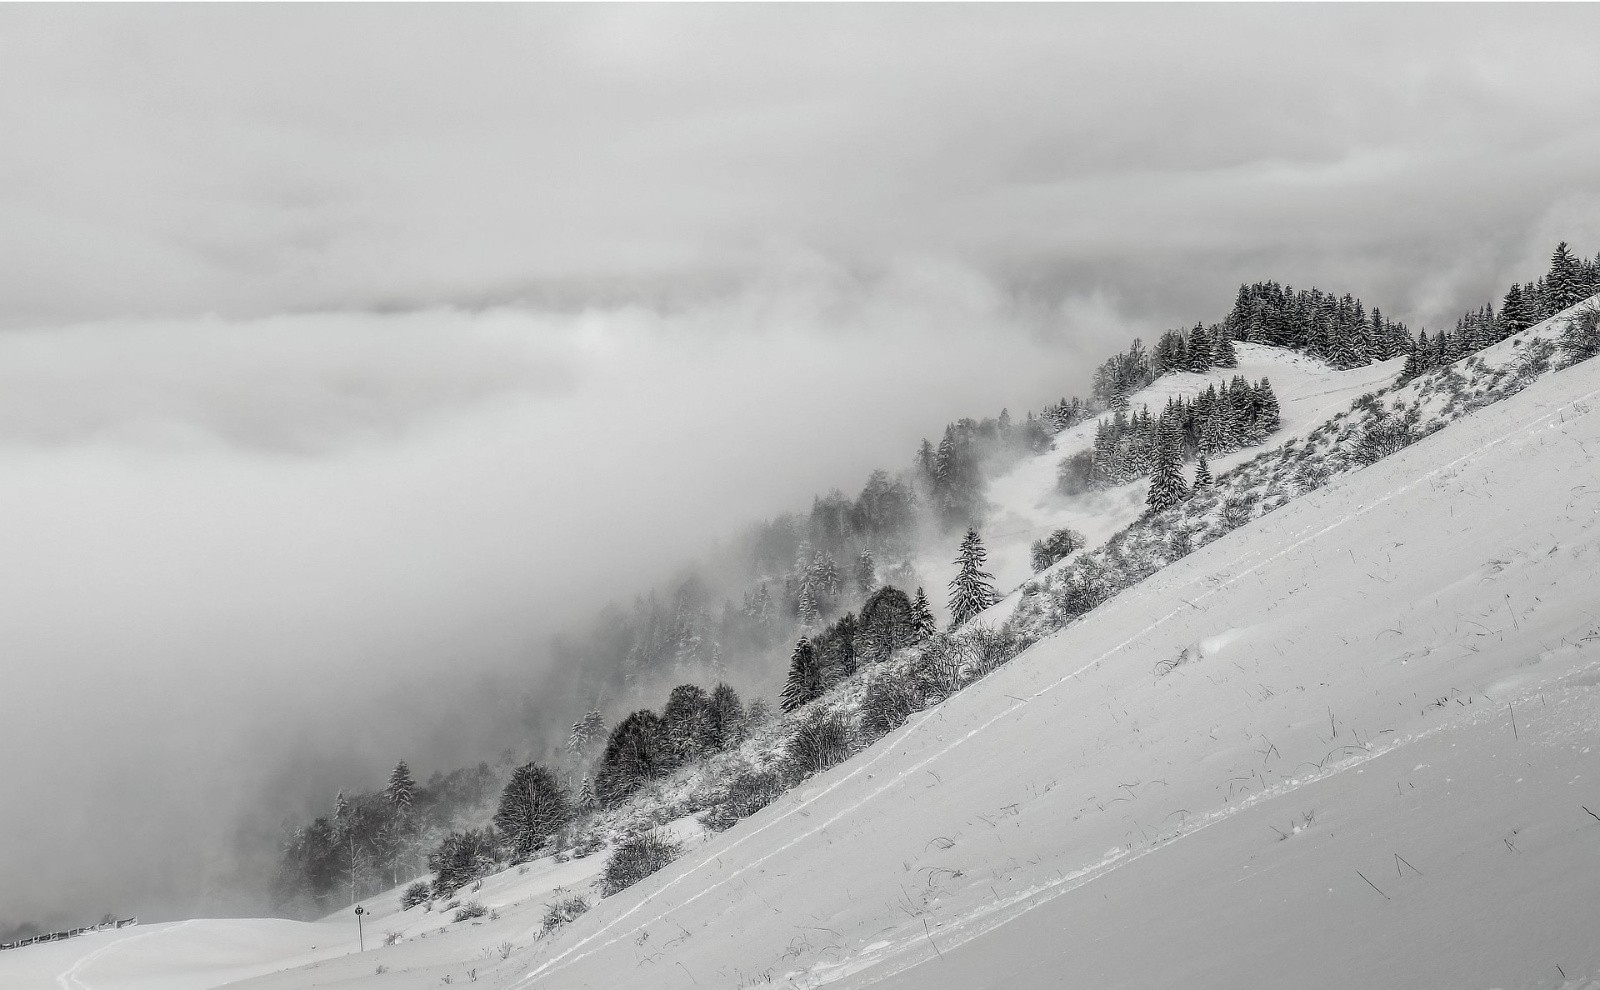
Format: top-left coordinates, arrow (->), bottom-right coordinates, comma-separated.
483,307 -> 1600,989
10,303 -> 1600,989
921,343 -> 1401,623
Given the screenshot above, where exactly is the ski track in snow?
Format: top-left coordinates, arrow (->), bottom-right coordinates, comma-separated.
55,920 -> 198,990
828,686 -> 1515,988
515,376 -> 1600,988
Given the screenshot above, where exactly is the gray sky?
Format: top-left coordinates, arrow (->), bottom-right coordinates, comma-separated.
2,4 -> 1599,928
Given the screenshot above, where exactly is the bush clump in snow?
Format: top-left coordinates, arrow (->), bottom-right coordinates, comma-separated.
785,709 -> 852,778
860,666 -> 923,740
1558,304 -> 1600,368
400,881 -> 431,911
452,900 -> 488,923
699,764 -> 786,832
599,830 -> 680,897
541,894 -> 590,933
429,827 -> 498,900
1030,527 -> 1084,572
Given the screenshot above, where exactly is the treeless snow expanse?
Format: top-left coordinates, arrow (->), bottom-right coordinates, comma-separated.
9,340 -> 1600,989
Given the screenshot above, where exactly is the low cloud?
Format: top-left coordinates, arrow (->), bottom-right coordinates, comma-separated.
0,258 -> 1127,925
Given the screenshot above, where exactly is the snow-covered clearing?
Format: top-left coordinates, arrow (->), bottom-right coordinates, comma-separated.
8,329 -> 1600,988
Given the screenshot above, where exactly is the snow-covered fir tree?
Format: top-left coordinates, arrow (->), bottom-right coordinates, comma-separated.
567,710 -> 605,761
912,587 -> 937,638
947,530 -> 998,628
1193,451 -> 1213,489
781,639 -> 824,712
797,585 -> 820,630
855,547 -> 876,595
386,762 -> 415,813
1146,420 -> 1191,513
1550,241 -> 1585,311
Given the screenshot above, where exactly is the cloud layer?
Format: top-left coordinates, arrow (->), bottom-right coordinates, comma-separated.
3,6 -> 1599,329
0,260 -> 1120,924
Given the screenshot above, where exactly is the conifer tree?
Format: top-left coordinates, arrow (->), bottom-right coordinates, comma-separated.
855,548 -> 876,596
815,550 -> 840,600
947,530 -> 998,628
387,762 -> 415,813
705,683 -> 745,750
1186,323 -> 1214,370
1193,451 -> 1213,489
1548,241 -> 1586,311
912,587 -> 937,639
781,639 -> 824,712
1254,378 -> 1282,431
797,585 -> 820,629
1145,420 -> 1190,514
1213,329 -> 1239,368
567,711 -> 605,761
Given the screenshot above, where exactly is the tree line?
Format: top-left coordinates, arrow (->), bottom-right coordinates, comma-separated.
1402,242 -> 1600,381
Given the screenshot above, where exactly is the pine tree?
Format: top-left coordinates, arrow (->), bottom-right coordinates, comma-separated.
1145,420 -> 1190,514
386,762 -> 415,813
1329,317 -> 1365,368
855,548 -> 876,596
494,763 -> 570,861
781,639 -> 824,712
1213,329 -> 1239,368
912,588 -> 937,639
1193,451 -> 1213,489
947,530 -> 999,628
797,585 -> 820,629
1186,323 -> 1214,371
816,551 -> 840,600
1254,378 -> 1281,432
1550,241 -> 1585,311
705,683 -> 745,750
567,711 -> 605,761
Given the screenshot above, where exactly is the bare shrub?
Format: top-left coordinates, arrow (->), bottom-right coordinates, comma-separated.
961,626 -> 1025,678
700,764 -> 786,832
915,634 -> 971,700
785,709 -> 852,778
860,666 -> 923,741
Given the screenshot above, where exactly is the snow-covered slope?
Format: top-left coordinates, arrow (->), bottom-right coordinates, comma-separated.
472,329 -> 1600,990
922,343 -> 1401,626
11,322 -> 1600,989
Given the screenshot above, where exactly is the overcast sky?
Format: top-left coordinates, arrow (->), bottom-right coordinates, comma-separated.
3,4 -> 1600,929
